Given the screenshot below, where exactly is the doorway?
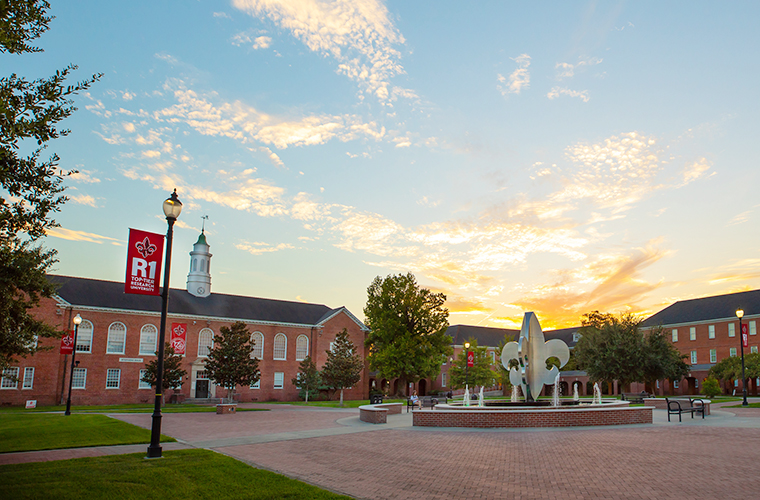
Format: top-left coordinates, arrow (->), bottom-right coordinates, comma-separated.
195,380 -> 209,398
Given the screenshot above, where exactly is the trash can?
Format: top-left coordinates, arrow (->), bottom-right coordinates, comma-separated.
370,394 -> 383,404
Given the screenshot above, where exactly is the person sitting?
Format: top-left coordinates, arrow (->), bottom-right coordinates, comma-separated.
410,390 -> 421,410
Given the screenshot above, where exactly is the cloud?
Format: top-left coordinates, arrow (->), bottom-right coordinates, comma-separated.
497,53 -> 531,96
555,57 -> 602,80
232,31 -> 272,49
47,227 -> 123,245
236,241 -> 295,255
232,0 -> 407,103
69,169 -> 101,184
680,158 -> 711,185
213,11 -> 232,19
547,87 -> 590,102
69,194 -> 98,207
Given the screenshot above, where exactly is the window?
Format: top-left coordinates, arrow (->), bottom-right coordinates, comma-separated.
656,380 -> 660,388
708,325 -> 715,339
274,372 -> 284,389
106,369 -> 121,389
751,321 -> 757,336
489,351 -> 496,364
441,372 -> 447,387
730,347 -> 737,357
72,368 -> 87,389
672,329 -> 678,342
695,379 -> 699,388
1,367 -> 19,389
76,320 -> 93,352
329,342 -> 336,352
690,351 -> 697,364
106,322 -> 127,354
729,323 -> 736,337
673,380 -> 679,389
139,324 -> 158,355
273,333 -> 287,360
689,327 -> 696,341
296,335 -> 309,361
710,349 -> 717,363
250,379 -> 260,389
735,379 -> 739,387
752,346 -> 758,354
573,332 -> 581,343
22,367 -> 34,389
250,332 -> 264,359
196,370 -> 208,380
198,328 -> 214,357
138,369 -> 151,389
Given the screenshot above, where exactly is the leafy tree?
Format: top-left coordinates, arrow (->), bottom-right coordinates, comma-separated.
291,356 -> 320,402
702,377 -> 721,398
364,273 -> 452,396
141,343 -> 187,402
709,353 -> 760,391
321,329 -> 364,407
205,322 -> 260,403
1,0 -> 101,370
642,326 -> 689,393
496,334 -> 516,395
449,337 -> 496,390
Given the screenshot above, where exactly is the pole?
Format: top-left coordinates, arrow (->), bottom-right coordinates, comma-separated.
64,322 -> 79,416
465,350 -> 469,390
147,217 -> 175,458
740,316 -> 748,407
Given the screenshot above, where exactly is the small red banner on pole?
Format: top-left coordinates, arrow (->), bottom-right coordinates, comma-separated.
125,228 -> 164,295
60,332 -> 75,355
170,323 -> 187,355
467,351 -> 474,367
742,323 -> 749,348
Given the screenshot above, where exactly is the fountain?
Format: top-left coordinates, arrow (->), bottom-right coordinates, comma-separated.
573,383 -> 579,402
592,382 -> 602,405
413,312 -> 653,428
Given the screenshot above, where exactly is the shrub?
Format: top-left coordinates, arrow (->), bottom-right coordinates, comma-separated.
702,377 -> 721,398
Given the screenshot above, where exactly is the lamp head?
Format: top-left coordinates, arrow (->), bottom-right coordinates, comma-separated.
737,309 -> 744,319
464,342 -> 470,349
73,314 -> 82,325
163,189 -> 183,220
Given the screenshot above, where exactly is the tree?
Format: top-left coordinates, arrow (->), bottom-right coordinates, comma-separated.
496,334 -> 516,395
642,326 -> 689,393
702,377 -> 721,398
364,273 -> 452,396
449,337 -> 496,390
321,329 -> 364,406
291,356 -> 320,402
709,353 -> 760,390
141,343 -> 187,402
204,322 -> 260,403
1,0 -> 101,370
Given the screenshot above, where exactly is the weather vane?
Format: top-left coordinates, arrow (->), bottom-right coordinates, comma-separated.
201,215 -> 209,232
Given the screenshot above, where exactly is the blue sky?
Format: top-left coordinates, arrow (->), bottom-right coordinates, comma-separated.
13,1 -> 760,328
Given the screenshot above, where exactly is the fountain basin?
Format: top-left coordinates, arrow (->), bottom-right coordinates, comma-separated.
413,400 -> 652,428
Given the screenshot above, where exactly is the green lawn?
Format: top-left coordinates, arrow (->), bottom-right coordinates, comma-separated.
0,413 -> 175,453
268,398 -> 407,408
0,449 -> 350,499
725,402 -> 760,408
0,404 -> 268,414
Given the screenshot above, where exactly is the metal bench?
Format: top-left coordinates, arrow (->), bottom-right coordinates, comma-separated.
407,395 -> 448,412
622,392 -> 650,404
666,397 -> 706,422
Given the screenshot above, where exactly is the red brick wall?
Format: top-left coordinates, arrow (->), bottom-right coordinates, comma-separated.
413,406 -> 653,428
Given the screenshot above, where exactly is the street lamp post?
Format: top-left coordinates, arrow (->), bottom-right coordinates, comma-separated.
737,309 -> 748,407
147,190 -> 182,459
464,341 -> 470,391
64,314 -> 82,416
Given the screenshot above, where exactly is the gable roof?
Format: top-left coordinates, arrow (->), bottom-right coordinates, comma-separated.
641,289 -> 760,328
49,275 -> 356,328
446,324 -> 580,348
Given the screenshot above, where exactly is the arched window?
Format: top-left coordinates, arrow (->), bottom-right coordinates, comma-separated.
106,322 -> 127,354
200,259 -> 205,272
295,335 -> 309,361
273,333 -> 287,360
198,328 -> 214,357
139,324 -> 158,356
192,259 -> 197,271
250,332 -> 264,359
76,320 -> 93,353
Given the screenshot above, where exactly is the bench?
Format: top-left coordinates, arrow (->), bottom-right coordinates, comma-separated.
666,397 -> 706,422
407,395 -> 449,412
359,403 -> 403,424
622,392 -> 650,404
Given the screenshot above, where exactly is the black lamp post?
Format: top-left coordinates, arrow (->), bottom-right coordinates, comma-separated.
737,308 -> 749,407
464,341 -> 470,391
147,189 -> 182,459
64,314 -> 82,415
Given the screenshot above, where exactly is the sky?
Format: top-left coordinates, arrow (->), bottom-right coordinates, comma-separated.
10,1 -> 760,329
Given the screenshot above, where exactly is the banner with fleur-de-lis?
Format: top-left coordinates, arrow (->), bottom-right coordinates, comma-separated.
125,228 -> 165,295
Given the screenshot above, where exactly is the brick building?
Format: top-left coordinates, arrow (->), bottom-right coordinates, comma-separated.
0,231 -> 369,407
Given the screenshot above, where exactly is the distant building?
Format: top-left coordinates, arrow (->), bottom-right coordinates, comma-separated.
0,231 -> 369,406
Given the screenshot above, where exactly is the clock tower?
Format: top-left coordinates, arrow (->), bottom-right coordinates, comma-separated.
187,225 -> 212,298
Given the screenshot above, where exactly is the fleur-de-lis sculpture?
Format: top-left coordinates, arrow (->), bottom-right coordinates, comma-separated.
501,312 -> 570,402
135,237 -> 157,259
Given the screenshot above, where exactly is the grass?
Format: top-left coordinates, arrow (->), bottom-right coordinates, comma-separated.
271,398 -> 406,408
0,404 -> 269,414
0,449 -> 350,499
725,402 -> 760,408
0,413 -> 176,453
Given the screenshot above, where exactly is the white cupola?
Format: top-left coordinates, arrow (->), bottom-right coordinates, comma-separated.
187,223 -> 212,298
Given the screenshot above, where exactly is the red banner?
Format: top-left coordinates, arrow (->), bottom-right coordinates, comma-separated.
467,351 -> 474,367
742,323 -> 749,348
125,228 -> 164,295
60,331 -> 75,355
170,323 -> 187,355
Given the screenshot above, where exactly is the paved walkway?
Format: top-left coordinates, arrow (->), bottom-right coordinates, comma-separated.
3,401 -> 760,499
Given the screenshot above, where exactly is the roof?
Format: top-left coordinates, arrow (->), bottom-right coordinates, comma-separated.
48,275 -> 361,328
446,324 -> 580,348
641,289 -> 760,328
194,232 -> 207,246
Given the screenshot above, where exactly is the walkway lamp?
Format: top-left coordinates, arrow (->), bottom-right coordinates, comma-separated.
147,190 -> 182,459
464,341 -> 471,391
737,309 -> 748,407
64,314 -> 82,415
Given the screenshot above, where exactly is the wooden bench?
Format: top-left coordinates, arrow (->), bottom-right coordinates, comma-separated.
666,397 -> 706,422
621,392 -> 650,404
407,395 -> 449,412
359,403 -> 403,424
